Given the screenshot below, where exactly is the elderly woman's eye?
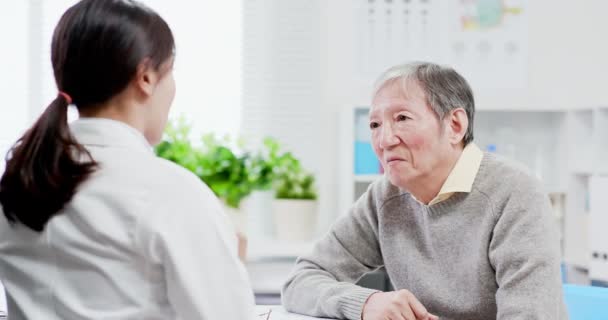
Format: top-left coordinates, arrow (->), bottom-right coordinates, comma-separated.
397,114 -> 410,121
369,122 -> 380,129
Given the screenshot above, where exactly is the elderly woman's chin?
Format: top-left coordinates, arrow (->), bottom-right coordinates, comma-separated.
385,170 -> 405,188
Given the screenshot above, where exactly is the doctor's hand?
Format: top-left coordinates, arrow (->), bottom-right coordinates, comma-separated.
361,290 -> 439,320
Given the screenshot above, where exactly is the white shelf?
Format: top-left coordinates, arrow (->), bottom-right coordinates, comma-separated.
588,176 -> 608,282
563,211 -> 590,270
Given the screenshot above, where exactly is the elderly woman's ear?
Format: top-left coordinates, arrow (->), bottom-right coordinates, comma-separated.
445,107 -> 468,145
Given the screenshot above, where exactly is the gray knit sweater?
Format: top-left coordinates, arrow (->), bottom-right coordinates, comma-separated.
282,153 -> 567,320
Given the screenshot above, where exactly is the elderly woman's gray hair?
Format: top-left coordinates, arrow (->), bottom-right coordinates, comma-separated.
373,62 -> 475,145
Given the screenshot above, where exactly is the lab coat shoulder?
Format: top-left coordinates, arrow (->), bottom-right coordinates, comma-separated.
133,155 -> 238,261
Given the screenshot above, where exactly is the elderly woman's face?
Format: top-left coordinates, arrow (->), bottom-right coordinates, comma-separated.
369,80 -> 452,190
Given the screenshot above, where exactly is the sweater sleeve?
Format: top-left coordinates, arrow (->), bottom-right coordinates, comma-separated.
488,180 -> 568,320
281,183 -> 387,320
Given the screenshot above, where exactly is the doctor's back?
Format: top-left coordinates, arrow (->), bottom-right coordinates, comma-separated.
0,0 -> 255,319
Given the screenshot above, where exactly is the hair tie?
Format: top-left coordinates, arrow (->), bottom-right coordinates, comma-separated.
58,91 -> 73,104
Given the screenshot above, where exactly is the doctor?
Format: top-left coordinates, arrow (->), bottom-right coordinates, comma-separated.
0,0 -> 255,319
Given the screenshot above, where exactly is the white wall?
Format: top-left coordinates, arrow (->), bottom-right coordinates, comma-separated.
521,0 -> 608,111
241,0 -> 322,167
0,2 -> 29,173
318,0 -> 608,223
144,0 -> 242,138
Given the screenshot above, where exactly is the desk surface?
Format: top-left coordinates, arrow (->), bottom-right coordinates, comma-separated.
256,305 -> 333,320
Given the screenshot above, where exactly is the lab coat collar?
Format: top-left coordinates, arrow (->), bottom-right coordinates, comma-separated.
69,117 -> 153,153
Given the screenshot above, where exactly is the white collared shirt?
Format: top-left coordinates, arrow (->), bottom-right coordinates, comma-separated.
0,118 -> 255,320
427,142 -> 484,205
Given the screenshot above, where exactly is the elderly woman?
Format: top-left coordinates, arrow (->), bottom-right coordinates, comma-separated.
282,62 -> 567,320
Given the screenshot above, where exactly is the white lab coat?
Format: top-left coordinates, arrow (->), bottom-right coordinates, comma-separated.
0,118 -> 255,320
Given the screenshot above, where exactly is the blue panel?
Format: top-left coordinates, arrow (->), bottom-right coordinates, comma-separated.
564,284 -> 608,320
354,141 -> 379,174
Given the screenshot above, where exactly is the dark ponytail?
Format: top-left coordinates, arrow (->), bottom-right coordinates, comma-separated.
0,95 -> 97,231
0,0 -> 174,231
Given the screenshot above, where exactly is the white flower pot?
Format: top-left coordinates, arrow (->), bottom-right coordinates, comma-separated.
272,199 -> 318,242
243,190 -> 275,239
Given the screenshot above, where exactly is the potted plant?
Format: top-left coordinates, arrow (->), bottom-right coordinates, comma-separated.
271,149 -> 318,242
155,119 -> 319,244
240,137 -> 282,238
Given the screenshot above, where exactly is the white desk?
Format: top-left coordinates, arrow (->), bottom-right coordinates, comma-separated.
256,305 -> 334,320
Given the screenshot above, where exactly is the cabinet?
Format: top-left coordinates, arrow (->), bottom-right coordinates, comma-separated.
339,106 -> 608,282
0,280 -> 5,317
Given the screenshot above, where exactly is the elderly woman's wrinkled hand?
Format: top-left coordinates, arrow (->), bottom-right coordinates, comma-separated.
362,290 -> 438,320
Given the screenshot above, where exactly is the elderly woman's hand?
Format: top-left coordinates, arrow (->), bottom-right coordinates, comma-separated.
362,290 -> 438,320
